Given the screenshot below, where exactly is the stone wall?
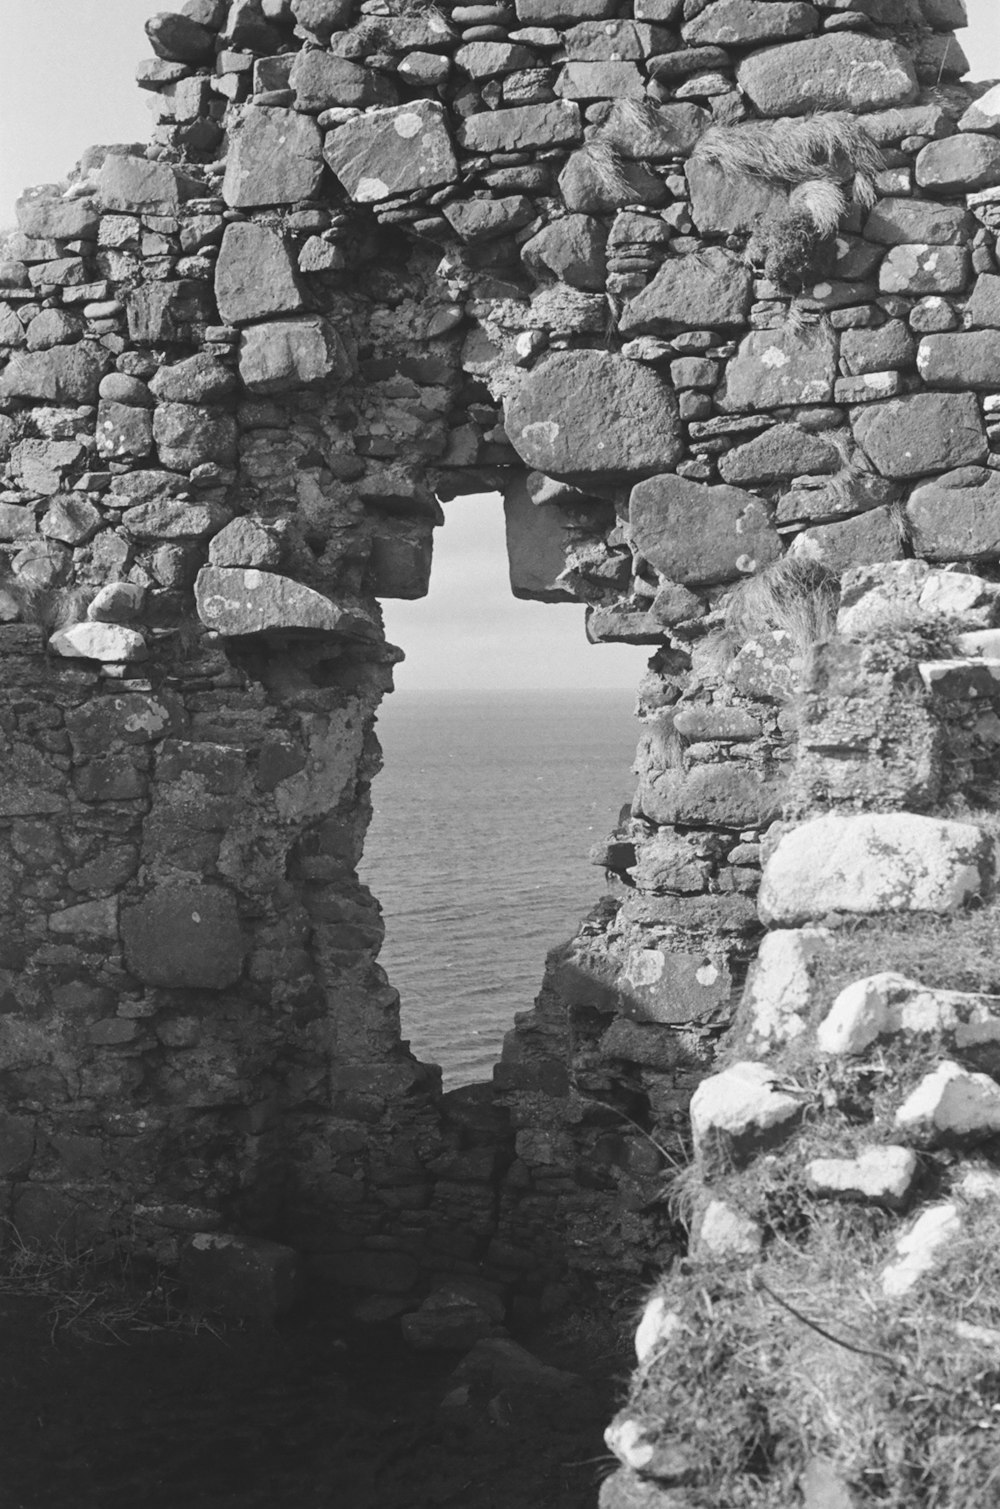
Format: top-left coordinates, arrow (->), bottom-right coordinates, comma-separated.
2,0 -> 1000,1347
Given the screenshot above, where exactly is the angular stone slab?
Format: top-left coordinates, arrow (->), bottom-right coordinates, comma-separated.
97,156 -> 182,214
289,50 -> 397,112
917,331 -> 1000,389
806,1147 -> 918,1210
683,0 -> 818,47
49,624 -> 148,663
853,393 -> 986,479
741,926 -> 833,1051
457,101 -> 582,154
718,424 -> 838,486
222,107 -> 324,208
215,222 -> 304,326
718,322 -> 837,411
630,473 -> 780,585
238,317 -> 350,394
738,33 -> 917,117
878,244 -> 969,296
505,351 -> 682,482
818,971 -> 1000,1057
759,812 -> 990,925
325,101 -> 458,203
621,248 -> 752,335
122,883 -> 246,990
15,191 -> 99,242
907,471 -> 1000,561
0,345 -> 110,405
895,1060 -> 1000,1145
637,759 -> 785,828
195,567 -> 375,639
916,134 -> 1000,194
685,158 -> 788,235
864,197 -> 972,247
690,1061 -> 802,1170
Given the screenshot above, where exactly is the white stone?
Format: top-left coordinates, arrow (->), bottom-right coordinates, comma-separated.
957,1166 -> 1000,1202
894,1060 -> 1000,1143
920,571 -> 1000,627
49,622 -> 148,663
820,974 -> 1000,1056
696,1199 -> 764,1259
48,896 -> 120,938
690,1060 -> 801,1166
742,927 -> 833,1051
882,1202 -> 961,1297
758,813 -> 989,926
837,559 -> 930,638
957,629 -> 1000,659
634,1292 -> 683,1363
806,1146 -> 917,1208
959,82 -> 1000,134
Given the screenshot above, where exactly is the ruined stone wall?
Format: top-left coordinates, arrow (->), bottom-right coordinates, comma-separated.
2,0 -> 999,1331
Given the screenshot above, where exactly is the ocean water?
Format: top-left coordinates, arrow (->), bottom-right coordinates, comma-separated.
362,688 -> 640,1087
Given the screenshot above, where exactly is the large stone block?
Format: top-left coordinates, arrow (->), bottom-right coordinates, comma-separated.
906,471 -> 1000,561
521,214 -> 607,290
864,197 -> 972,246
717,322 -> 837,410
222,107 -> 325,208
691,1061 -> 802,1169
916,135 -> 1000,194
638,759 -> 784,827
215,222 -> 303,326
619,944 -> 733,1025
127,280 -> 213,345
738,32 -> 917,116
503,477 -> 575,603
456,101 -> 582,155
15,191 -> 99,242
878,244 -> 969,296
683,0 -> 818,46
0,345 -> 110,405
630,473 -> 780,585
97,155 -> 182,213
917,331 -> 1000,389
195,566 -> 375,639
153,403 -> 238,470
718,424 -> 838,486
852,392 -> 986,478
685,158 -> 788,235
325,101 -> 459,203
289,50 -> 397,112
505,351 -> 682,482
620,247 -> 752,334
238,316 -> 350,394
759,813 -> 990,925
122,884 -> 246,989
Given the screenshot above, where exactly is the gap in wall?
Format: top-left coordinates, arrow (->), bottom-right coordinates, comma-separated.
363,493 -> 648,1087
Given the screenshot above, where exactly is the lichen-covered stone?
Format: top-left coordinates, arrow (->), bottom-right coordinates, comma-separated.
916,134 -> 1000,193
683,0 -> 818,47
325,101 -> 459,203
759,813 -> 989,925
0,345 -> 110,405
96,155 -> 182,213
122,883 -> 246,989
741,927 -> 833,1051
718,322 -> 837,411
238,316 -> 350,394
195,567 -> 375,638
505,351 -> 683,482
737,33 -> 917,117
852,393 -> 986,479
895,1061 -> 1000,1144
629,473 -> 781,585
806,1147 -> 918,1210
290,50 -> 397,112
152,403 -> 238,470
222,107 -> 325,207
878,244 -> 969,296
864,197 -> 972,247
917,331 -> 1000,389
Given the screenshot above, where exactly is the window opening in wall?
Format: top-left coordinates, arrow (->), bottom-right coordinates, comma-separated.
362,493 -> 649,1089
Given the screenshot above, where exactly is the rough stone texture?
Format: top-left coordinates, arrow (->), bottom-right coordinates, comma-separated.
222,107 -> 324,207
805,1147 -> 918,1210
852,393 -> 986,479
194,567 -> 373,638
325,101 -> 459,202
629,474 -> 781,585
718,323 -> 837,411
238,317 -> 350,393
690,1061 -> 802,1169
882,1202 -> 961,1297
907,471 -> 1000,561
121,884 -> 246,989
894,1061 -> 1000,1144
620,248 -> 752,335
683,1 -> 818,48
740,927 -> 833,1051
215,223 -> 304,325
737,34 -> 917,117
916,135 -> 1000,194
505,352 -> 683,481
759,814 -> 990,925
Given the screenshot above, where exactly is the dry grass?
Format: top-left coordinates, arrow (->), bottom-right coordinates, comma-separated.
725,558 -> 840,660
0,1224 -> 222,1345
575,139 -> 633,205
628,1195 -> 1000,1507
0,575 -> 91,634
692,113 -> 883,201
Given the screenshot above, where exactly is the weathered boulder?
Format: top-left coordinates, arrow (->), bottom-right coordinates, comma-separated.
15,191 -> 99,242
208,518 -> 282,570
153,403 -> 238,470
238,317 -> 351,394
325,101 -> 459,202
878,244 -> 969,296
290,50 -> 397,112
895,1061 -> 1000,1144
222,107 -> 325,207
740,926 -> 833,1051
806,1147 -> 918,1210
916,134 -> 1000,193
788,506 -> 904,572
959,80 -> 1000,135
96,155 -> 182,213
638,757 -> 784,828
145,10 -> 215,63
882,1202 -> 961,1298
620,248 -> 753,335
122,498 -> 231,540
291,0 -> 354,39
215,222 -> 304,325
718,424 -> 839,486
505,352 -> 683,482
457,101 -> 582,154
759,813 -> 989,925
444,196 -> 535,244
195,567 -> 375,639
556,61 -> 646,100
514,0 -> 616,24
96,400 -> 155,462
852,393 -> 986,478
683,0 -> 818,46
122,884 -> 246,989
864,197 -> 972,246
629,474 -> 781,585
737,33 -> 917,117
617,943 -> 733,1025
148,354 -> 237,405
503,478 -> 575,603
917,331 -> 1000,389
521,214 -> 607,289
690,1061 -> 802,1170
49,624 -> 148,663
718,322 -> 837,410
907,470 -> 1000,561
685,158 -> 788,235
694,1200 -> 764,1260
0,345 -> 110,405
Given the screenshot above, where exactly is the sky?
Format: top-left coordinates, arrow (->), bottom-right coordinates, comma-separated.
1,0 -> 998,690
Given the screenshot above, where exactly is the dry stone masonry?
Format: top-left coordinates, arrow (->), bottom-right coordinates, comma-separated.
3,0 -> 1000,1492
